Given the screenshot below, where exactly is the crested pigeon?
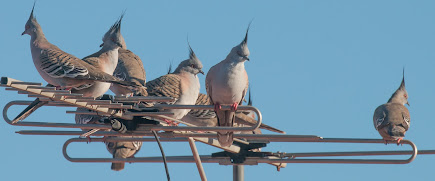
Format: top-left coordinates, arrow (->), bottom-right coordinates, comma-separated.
22,3 -> 137,91
15,7 -> 139,122
206,24 -> 251,147
75,104 -> 143,171
71,12 -> 144,97
72,14 -> 145,171
109,40 -> 147,96
146,44 -> 204,124
373,70 -> 410,145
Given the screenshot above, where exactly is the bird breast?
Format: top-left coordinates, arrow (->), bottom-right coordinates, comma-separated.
177,73 -> 200,105
211,63 -> 248,104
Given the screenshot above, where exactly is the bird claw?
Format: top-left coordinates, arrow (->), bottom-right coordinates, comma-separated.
55,86 -> 72,91
102,136 -> 108,144
86,136 -> 91,144
397,138 -> 403,146
231,102 -> 238,111
214,103 -> 222,112
164,119 -> 179,126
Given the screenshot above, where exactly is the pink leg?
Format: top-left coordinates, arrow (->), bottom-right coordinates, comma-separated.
55,86 -> 72,91
164,119 -> 179,126
164,119 -> 172,125
102,136 -> 108,144
86,136 -> 91,144
214,103 -> 222,112
397,138 -> 403,146
231,102 -> 238,111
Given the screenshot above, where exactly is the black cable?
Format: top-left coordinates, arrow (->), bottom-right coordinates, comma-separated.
152,130 -> 170,181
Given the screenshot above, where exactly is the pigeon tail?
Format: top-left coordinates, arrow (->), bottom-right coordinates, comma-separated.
388,125 -> 406,138
111,162 -> 125,171
216,110 -> 235,147
217,132 -> 234,147
111,148 -> 130,171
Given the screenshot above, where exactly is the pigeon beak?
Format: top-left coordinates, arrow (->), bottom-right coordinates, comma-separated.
199,70 -> 204,75
244,56 -> 250,61
21,31 -> 26,36
406,102 -> 410,106
99,43 -> 104,47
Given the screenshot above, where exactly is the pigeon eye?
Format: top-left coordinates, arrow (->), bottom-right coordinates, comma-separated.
404,94 -> 408,98
190,64 -> 195,68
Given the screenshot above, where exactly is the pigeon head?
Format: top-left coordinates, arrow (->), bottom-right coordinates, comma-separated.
173,44 -> 204,75
387,69 -> 409,106
100,12 -> 126,49
22,1 -> 42,36
227,23 -> 251,62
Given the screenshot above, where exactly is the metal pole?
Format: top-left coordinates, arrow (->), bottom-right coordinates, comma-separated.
188,137 -> 207,181
233,165 -> 244,181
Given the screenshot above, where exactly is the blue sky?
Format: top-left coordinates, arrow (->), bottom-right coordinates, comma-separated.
1,0 -> 435,180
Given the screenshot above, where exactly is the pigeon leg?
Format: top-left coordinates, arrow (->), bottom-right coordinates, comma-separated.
102,136 -> 108,144
231,102 -> 238,111
214,103 -> 222,112
55,86 -> 72,91
383,139 -> 388,145
164,119 -> 179,126
397,138 -> 403,146
86,136 -> 91,144
164,119 -> 173,125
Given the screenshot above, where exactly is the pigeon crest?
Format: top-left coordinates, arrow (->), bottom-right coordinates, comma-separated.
101,12 -> 126,49
173,42 -> 204,75
387,68 -> 409,106
227,22 -> 252,62
22,1 -> 42,36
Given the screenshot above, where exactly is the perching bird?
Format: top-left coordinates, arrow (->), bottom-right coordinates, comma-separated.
75,104 -> 143,171
373,70 -> 410,145
146,44 -> 204,124
16,4 -> 138,123
22,3 -> 137,90
106,136 -> 142,171
71,13 -> 144,97
206,24 -> 251,147
109,36 -> 147,96
181,93 -> 285,134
